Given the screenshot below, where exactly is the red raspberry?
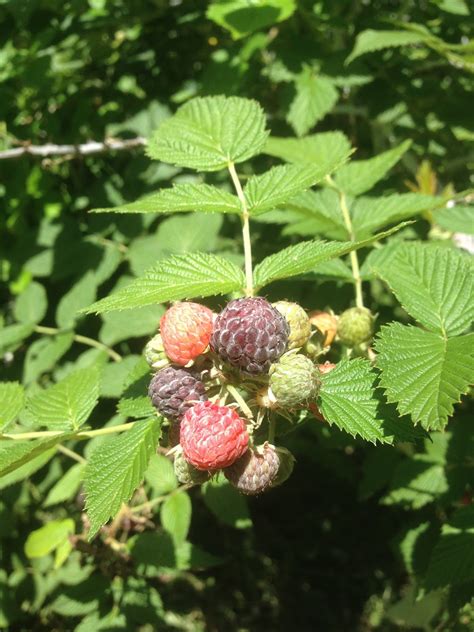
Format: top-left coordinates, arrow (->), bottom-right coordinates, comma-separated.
160,302 -> 214,366
180,401 -> 249,471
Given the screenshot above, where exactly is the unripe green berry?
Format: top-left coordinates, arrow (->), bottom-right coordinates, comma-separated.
174,451 -> 210,486
338,307 -> 374,347
144,334 -> 170,370
273,301 -> 311,350
269,351 -> 321,409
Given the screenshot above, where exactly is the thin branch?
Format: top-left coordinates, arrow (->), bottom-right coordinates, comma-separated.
0,421 -> 138,442
326,175 -> 364,308
0,137 -> 146,161
34,325 -> 122,363
58,444 -> 87,464
228,161 -> 254,297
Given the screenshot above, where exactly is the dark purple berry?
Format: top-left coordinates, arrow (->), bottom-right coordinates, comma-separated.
148,366 -> 207,421
211,297 -> 289,374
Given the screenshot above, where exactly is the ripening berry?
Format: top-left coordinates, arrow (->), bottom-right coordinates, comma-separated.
273,301 -> 311,349
338,307 -> 374,347
144,334 -> 170,370
160,302 -> 214,366
211,297 -> 289,375
180,401 -> 249,470
271,447 -> 295,487
224,443 -> 280,495
148,366 -> 207,421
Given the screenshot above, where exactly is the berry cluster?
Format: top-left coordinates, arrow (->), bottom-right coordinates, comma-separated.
145,298 -> 374,494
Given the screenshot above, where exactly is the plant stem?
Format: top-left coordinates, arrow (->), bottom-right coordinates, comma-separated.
228,161 -> 254,297
34,325 -> 122,362
130,484 -> 191,514
0,421 -> 137,442
58,444 -> 87,464
326,176 -> 364,308
226,384 -> 254,420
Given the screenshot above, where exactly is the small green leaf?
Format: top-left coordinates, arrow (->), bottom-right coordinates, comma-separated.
44,463 -> 85,507
287,68 -> 338,136
161,491 -> 192,544
376,323 -> 474,430
334,140 -> 412,196
117,357 -> 155,419
91,183 -> 241,215
25,367 -> 100,431
85,253 -> 245,314
346,29 -> 428,64
253,223 -> 408,289
0,448 -> 56,490
374,243 -> 474,337
425,506 -> 474,589
145,454 -> 178,495
245,162 -> 348,217
56,272 -> 97,329
0,323 -> 34,355
85,418 -> 161,539
24,519 -> 75,559
202,474 -> 252,528
382,457 -> 448,509
14,282 -> 47,325
147,96 -> 268,171
207,0 -> 296,39
0,382 -> 24,430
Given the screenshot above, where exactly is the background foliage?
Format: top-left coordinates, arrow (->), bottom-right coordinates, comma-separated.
1,1 -> 473,630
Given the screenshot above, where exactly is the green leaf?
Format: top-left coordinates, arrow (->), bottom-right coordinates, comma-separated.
382,457 -> 448,509
161,491 -> 192,544
117,357 -> 155,420
44,463 -> 85,507
376,323 -> 474,430
334,140 -> 412,196
425,506 -> 474,589
24,519 -> 75,559
351,193 -> 441,238
85,418 -> 161,539
85,253 -> 245,314
265,131 -> 352,166
25,367 -> 100,431
100,304 -> 163,346
433,205 -> 474,234
23,332 -> 74,384
145,454 -> 178,495
253,223 -> 407,289
56,272 -> 97,329
0,382 -> 24,430
91,183 -> 241,215
14,282 -> 47,325
206,0 -> 296,39
318,359 -> 386,443
374,243 -> 474,337
287,69 -> 338,136
281,188 -> 347,240
147,96 -> 268,171
202,474 -> 252,528
245,162 -> 349,217
346,29 -> 428,64
0,323 -> 34,355
0,436 -> 66,478
0,448 -> 56,490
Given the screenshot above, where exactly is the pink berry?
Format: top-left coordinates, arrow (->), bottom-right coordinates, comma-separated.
180,401 -> 249,471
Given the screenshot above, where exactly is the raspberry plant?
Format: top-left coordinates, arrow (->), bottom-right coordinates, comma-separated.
1,93 -> 473,628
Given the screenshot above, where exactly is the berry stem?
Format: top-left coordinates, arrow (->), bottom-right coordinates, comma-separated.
226,384 -> 254,420
58,444 -> 87,464
0,421 -> 138,441
326,176 -> 364,308
228,161 -> 254,297
34,325 -> 122,363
